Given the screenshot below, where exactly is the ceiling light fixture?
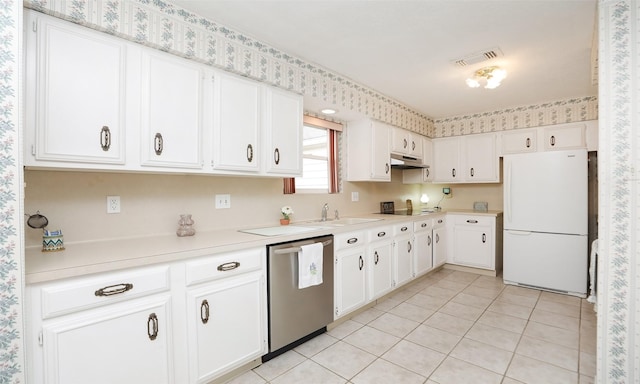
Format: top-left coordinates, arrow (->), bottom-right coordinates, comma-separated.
321,108 -> 337,115
466,66 -> 507,89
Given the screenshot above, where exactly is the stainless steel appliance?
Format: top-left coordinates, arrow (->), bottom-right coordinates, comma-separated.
264,235 -> 334,362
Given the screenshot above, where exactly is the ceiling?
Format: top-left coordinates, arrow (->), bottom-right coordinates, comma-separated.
171,0 -> 598,120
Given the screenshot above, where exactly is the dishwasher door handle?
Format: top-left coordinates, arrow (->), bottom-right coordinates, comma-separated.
272,239 -> 333,254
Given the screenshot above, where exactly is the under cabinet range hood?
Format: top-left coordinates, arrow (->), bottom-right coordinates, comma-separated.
390,154 -> 427,169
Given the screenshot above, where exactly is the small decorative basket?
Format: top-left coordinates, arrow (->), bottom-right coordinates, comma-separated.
42,229 -> 65,252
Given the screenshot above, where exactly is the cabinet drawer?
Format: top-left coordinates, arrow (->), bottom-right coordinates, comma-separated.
334,231 -> 366,250
185,247 -> 264,286
413,219 -> 433,232
367,226 -> 393,242
393,222 -> 414,236
452,215 -> 494,226
38,266 -> 170,319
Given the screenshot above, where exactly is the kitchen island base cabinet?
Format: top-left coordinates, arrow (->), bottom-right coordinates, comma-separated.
450,214 -> 503,275
186,271 -> 265,384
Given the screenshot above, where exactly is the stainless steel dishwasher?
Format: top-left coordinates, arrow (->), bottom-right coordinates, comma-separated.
263,235 -> 334,362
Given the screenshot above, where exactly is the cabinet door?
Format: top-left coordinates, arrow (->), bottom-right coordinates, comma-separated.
369,241 -> 394,300
433,137 -> 460,182
28,12 -> 126,165
501,129 -> 537,154
212,73 -> 260,172
453,224 -> 493,269
371,122 -> 392,180
433,225 -> 448,268
335,247 -> 367,318
140,51 -> 204,169
413,231 -> 433,276
464,134 -> 499,182
391,127 -> 410,154
408,132 -> 423,159
263,87 -> 303,176
394,235 -> 414,287
41,297 -> 172,384
543,124 -> 586,150
186,271 -> 265,384
422,137 -> 433,169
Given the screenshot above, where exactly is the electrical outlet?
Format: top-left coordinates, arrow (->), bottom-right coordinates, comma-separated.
351,191 -> 359,202
215,194 -> 231,209
106,196 -> 121,214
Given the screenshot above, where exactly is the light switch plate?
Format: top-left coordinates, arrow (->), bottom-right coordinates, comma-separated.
215,194 -> 231,209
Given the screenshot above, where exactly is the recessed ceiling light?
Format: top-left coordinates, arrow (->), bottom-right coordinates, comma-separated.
321,108 -> 337,115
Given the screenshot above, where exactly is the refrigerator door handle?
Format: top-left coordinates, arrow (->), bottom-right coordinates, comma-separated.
505,230 -> 533,236
506,161 -> 512,224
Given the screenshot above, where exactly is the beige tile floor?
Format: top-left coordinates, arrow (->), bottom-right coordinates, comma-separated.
226,268 -> 597,384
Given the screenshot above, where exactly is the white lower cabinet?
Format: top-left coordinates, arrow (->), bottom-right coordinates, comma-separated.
186,271 -> 265,383
27,249 -> 267,384
334,231 -> 367,319
27,266 -> 174,384
451,214 -> 503,273
367,226 -> 394,300
393,222 -> 414,287
413,218 -> 434,277
433,215 -> 448,268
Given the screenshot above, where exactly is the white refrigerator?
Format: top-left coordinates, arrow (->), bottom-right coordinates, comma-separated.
503,149 -> 588,297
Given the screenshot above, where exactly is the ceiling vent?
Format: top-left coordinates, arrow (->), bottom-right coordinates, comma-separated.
453,47 -> 503,67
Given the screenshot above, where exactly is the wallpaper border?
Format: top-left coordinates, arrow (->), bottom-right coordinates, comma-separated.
0,1 -> 24,383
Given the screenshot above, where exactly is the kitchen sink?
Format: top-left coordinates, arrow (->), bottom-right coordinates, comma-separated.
293,217 -> 383,227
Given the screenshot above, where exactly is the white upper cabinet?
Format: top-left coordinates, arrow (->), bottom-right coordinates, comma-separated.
463,133 -> 499,182
391,127 -> 423,159
139,50 -> 205,170
543,124 -> 586,150
432,137 -> 461,182
262,86 -> 303,176
25,11 -> 127,167
346,119 -> 391,182
433,133 -> 499,183
501,128 -> 537,154
212,72 -> 261,173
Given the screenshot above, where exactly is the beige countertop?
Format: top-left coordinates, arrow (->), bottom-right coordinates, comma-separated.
25,209 -> 502,284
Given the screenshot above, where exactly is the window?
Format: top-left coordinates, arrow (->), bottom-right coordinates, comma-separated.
284,116 -> 341,194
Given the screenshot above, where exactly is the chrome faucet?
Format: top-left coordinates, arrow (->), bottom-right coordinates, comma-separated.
321,203 -> 329,221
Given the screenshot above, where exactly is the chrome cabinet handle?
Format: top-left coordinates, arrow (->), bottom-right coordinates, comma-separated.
377,231 -> 386,238
95,283 -> 133,297
403,138 -> 408,149
274,148 -> 280,165
401,226 -> 408,232
436,233 -> 440,243
247,144 -> 254,163
427,235 -> 432,246
452,168 -> 456,177
147,313 -> 158,341
347,237 -> 358,244
425,168 -> 430,178
154,133 -> 163,155
470,167 -> 475,177
374,251 -> 379,265
358,255 -> 364,271
217,261 -> 240,271
407,241 -> 412,252
421,223 -> 427,228
526,137 -> 531,148
100,126 -> 111,151
200,299 -> 210,324
385,163 -> 390,174
437,219 -> 443,224
412,141 -> 416,151
466,219 -> 478,224
482,233 -> 487,243
550,135 -> 556,146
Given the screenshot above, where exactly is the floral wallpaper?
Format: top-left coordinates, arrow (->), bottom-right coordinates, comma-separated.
597,1 -> 638,383
433,96 -> 598,137
1,1 -> 23,383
